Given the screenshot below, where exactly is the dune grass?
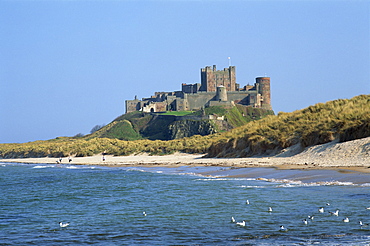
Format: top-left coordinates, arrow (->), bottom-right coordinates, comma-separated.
0,95 -> 368,158
206,94 -> 370,157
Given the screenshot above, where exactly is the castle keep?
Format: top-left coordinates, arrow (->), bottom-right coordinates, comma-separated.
125,65 -> 271,113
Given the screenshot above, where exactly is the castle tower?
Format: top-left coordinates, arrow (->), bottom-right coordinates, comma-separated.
200,65 -> 236,92
216,86 -> 227,101
255,77 -> 272,110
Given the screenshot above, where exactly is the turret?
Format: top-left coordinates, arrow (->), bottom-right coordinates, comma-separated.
216,86 -> 227,101
255,77 -> 272,110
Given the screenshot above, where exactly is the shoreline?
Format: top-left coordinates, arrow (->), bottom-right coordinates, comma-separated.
2,137 -> 369,183
2,152 -> 370,185
1,151 -> 369,174
1,136 -> 369,171
2,155 -> 369,185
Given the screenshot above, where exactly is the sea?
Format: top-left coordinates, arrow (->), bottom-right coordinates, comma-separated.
1,162 -> 369,245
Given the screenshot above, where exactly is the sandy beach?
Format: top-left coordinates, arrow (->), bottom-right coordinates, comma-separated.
2,137 -> 370,174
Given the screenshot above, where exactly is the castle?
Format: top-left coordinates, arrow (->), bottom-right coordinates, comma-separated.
125,65 -> 271,113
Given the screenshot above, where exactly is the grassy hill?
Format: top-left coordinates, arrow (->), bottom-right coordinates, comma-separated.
85,106 -> 274,140
0,95 -> 368,158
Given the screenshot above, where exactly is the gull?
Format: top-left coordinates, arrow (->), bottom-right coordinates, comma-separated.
279,225 -> 287,231
246,200 -> 250,205
143,211 -> 147,216
236,220 -> 246,227
329,210 -> 339,216
359,221 -> 369,227
59,222 -> 70,228
308,215 -> 314,220
231,217 -> 236,223
343,217 -> 349,223
302,219 -> 308,225
268,207 -> 273,212
318,207 -> 324,213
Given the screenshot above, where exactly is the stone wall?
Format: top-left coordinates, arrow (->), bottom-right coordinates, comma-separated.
125,99 -> 141,113
200,65 -> 236,92
185,92 -> 216,110
125,65 -> 272,113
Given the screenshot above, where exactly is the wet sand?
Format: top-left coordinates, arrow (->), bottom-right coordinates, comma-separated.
2,156 -> 370,185
2,137 -> 369,184
3,157 -> 369,185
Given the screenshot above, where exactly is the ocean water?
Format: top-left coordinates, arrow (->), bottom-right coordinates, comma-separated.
1,163 -> 369,245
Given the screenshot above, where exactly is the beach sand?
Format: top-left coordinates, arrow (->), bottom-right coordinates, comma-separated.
2,137 -> 369,174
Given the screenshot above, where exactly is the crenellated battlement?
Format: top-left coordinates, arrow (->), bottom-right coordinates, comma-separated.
125,65 -> 272,113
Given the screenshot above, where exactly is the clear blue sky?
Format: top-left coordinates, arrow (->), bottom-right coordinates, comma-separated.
1,1 -> 369,143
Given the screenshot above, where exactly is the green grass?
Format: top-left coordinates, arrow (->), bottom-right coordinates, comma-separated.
88,106 -> 273,141
1,95 -> 368,158
99,120 -> 142,141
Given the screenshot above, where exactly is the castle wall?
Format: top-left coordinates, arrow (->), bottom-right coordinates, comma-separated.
125,99 -> 141,113
125,65 -> 272,113
182,83 -> 200,93
183,91 -> 256,111
227,91 -> 255,105
166,95 -> 177,111
185,92 -> 217,110
209,101 -> 233,107
154,102 -> 167,112
200,65 -> 236,92
175,98 -> 187,111
248,93 -> 262,108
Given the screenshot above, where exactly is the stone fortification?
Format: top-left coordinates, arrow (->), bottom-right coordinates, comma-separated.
200,65 -> 236,91
125,65 -> 272,113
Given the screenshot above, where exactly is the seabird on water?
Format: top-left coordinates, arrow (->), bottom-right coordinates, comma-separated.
59,222 -> 70,228
343,217 -> 349,223
279,225 -> 287,231
231,217 -> 236,223
329,210 -> 339,216
359,221 -> 369,227
318,207 -> 324,213
236,220 -> 246,227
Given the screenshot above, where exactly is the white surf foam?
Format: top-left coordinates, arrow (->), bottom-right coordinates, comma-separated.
33,165 -> 53,169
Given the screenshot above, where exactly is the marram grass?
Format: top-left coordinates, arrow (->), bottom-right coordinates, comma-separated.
206,94 -> 370,157
0,95 -> 369,158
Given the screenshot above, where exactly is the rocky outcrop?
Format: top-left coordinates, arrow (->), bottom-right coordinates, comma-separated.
168,120 -> 217,139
